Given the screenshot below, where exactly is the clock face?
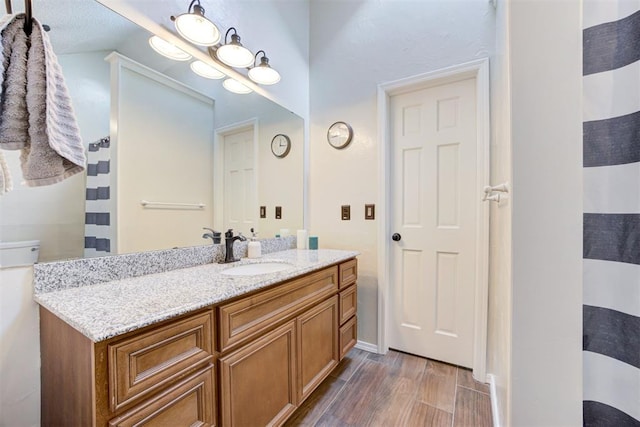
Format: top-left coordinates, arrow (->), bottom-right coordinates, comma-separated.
271,134 -> 291,158
327,121 -> 353,149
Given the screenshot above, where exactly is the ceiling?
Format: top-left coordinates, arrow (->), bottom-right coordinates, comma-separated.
2,0 -> 140,54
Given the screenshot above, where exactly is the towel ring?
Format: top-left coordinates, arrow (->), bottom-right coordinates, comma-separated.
4,0 -> 34,35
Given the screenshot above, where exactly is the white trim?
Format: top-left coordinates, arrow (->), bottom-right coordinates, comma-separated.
105,52 -> 213,105
487,374 -> 501,427
214,118 -> 260,233
377,58 -> 491,380
354,340 -> 379,354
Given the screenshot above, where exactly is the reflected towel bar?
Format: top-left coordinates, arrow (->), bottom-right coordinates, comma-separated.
140,200 -> 205,209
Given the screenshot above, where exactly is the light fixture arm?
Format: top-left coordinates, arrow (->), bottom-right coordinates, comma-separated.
224,27 -> 238,44
187,0 -> 202,13
253,50 -> 266,67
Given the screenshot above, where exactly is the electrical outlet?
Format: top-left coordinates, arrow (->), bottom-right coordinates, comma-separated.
365,204 -> 375,220
341,205 -> 350,220
260,206 -> 266,218
275,206 -> 282,219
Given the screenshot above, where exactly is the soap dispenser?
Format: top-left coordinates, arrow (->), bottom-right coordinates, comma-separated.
248,228 -> 262,259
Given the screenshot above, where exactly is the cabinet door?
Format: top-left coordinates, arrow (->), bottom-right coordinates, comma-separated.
219,320 -> 297,427
108,365 -> 215,427
297,296 -> 339,403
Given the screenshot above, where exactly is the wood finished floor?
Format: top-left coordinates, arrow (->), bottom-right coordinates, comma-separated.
285,348 -> 492,427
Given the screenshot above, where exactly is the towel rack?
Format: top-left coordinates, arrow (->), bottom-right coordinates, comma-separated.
4,0 -> 34,34
140,200 -> 206,210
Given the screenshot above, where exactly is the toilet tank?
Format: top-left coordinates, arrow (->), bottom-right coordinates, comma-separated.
0,240 -> 40,268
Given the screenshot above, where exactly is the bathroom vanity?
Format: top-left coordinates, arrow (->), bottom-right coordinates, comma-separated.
36,249 -> 357,426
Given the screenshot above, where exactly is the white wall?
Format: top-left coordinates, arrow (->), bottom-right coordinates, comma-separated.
257,111 -> 305,238
509,0 -> 583,425
308,0 -> 495,345
0,51 -> 110,262
0,267 -> 40,427
487,0 -> 512,425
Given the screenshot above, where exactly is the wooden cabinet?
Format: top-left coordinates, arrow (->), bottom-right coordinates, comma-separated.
40,258 -> 357,427
108,310 -> 214,411
297,296 -> 339,402
219,321 -> 297,427
108,365 -> 215,427
339,258 -> 358,289
218,266 -> 338,353
40,308 -> 216,427
339,315 -> 358,359
339,284 -> 357,324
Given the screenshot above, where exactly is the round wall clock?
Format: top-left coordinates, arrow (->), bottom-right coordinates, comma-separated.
271,134 -> 291,158
327,121 -> 353,149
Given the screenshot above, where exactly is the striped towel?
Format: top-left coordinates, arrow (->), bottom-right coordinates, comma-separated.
0,14 -> 85,186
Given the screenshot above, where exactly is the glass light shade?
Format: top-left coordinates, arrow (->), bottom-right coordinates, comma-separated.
174,13 -> 220,46
149,36 -> 191,61
248,64 -> 281,85
190,60 -> 225,79
223,78 -> 252,94
217,43 -> 254,68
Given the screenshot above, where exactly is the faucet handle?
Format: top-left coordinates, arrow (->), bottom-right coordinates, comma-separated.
225,229 -> 234,238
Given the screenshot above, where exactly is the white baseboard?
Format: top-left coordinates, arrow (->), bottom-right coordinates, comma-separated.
487,373 -> 501,427
354,340 -> 379,353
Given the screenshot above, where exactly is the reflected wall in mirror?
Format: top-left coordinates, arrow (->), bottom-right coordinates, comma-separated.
0,0 -> 304,262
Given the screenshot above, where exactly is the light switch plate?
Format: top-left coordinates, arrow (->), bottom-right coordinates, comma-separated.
365,204 -> 375,220
275,206 -> 282,219
260,206 -> 266,218
341,205 -> 350,220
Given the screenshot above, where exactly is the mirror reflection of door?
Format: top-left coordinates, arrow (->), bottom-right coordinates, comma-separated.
223,128 -> 257,237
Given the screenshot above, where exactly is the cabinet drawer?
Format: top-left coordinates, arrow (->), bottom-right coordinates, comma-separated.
108,310 -> 214,412
218,266 -> 338,353
339,259 -> 357,290
339,316 -> 357,360
339,284 -> 357,325
108,365 -> 215,427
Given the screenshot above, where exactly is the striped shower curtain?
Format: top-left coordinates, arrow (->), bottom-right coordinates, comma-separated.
84,136 -> 113,257
582,3 -> 639,426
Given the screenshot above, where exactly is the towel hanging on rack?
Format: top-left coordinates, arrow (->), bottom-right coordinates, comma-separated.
0,14 -> 86,187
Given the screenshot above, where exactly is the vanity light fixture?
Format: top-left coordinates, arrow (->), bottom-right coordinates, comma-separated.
190,60 -> 225,79
248,50 -> 281,85
148,36 -> 192,61
223,78 -> 252,94
216,27 -> 254,68
171,0 -> 221,46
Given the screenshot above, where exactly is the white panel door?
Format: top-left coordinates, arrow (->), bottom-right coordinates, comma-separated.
223,129 -> 256,236
389,78 -> 477,367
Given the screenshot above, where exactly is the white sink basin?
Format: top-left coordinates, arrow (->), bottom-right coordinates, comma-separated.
221,262 -> 294,276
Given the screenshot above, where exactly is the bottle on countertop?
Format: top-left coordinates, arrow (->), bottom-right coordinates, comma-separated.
248,228 -> 262,259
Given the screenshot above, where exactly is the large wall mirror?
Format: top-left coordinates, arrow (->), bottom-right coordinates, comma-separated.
0,0 -> 304,262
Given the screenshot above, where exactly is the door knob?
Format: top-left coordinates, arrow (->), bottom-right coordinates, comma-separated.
392,233 -> 401,241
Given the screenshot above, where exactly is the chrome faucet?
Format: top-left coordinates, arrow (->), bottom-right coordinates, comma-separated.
221,229 -> 246,263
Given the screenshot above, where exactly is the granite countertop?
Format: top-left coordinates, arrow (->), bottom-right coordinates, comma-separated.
34,249 -> 358,343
